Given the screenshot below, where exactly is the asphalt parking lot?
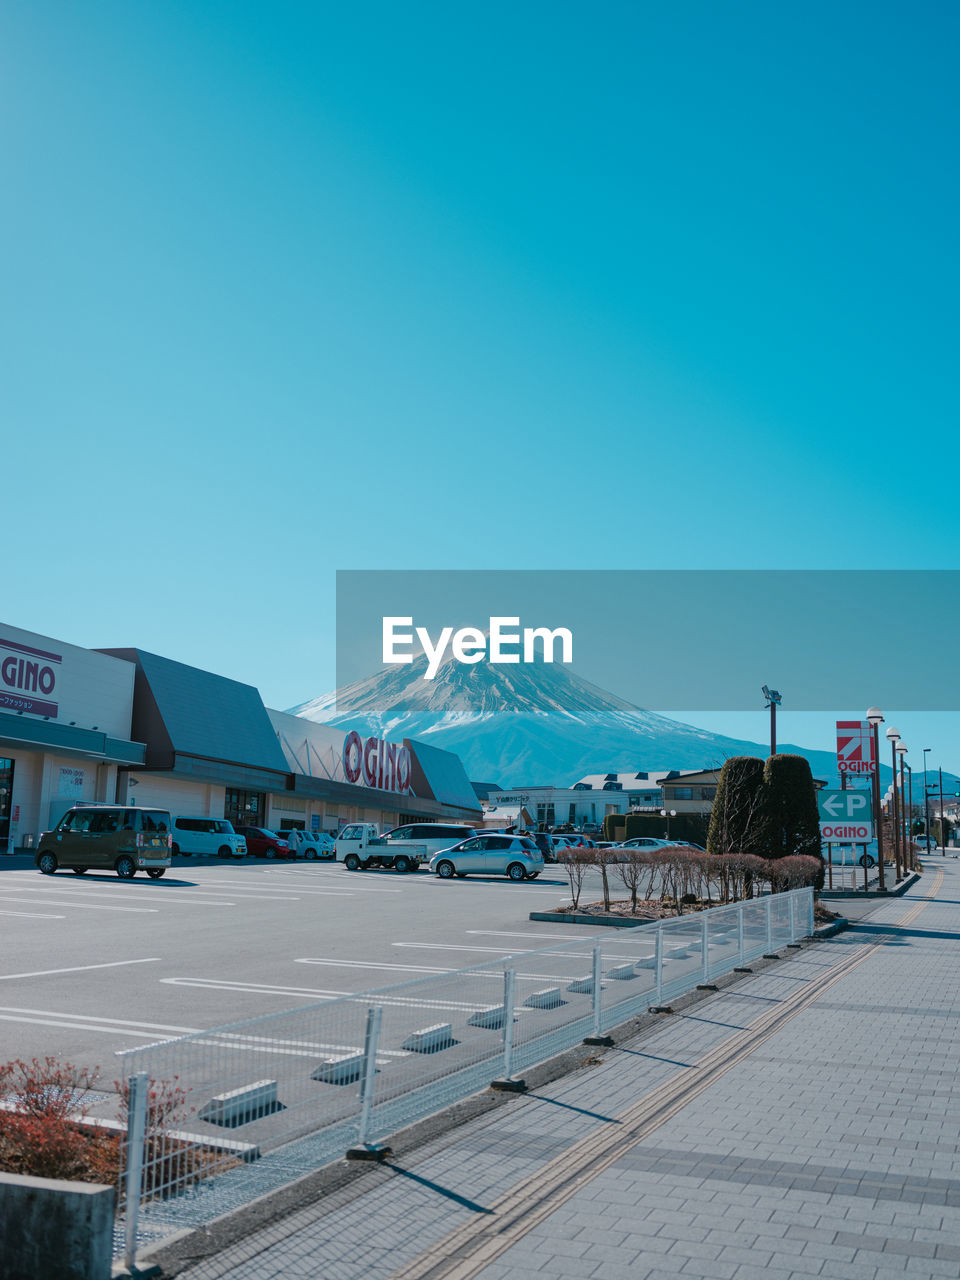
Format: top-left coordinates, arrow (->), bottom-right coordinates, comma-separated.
0,854 -> 612,1074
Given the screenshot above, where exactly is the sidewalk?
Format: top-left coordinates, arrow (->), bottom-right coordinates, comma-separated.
157,861 -> 959,1280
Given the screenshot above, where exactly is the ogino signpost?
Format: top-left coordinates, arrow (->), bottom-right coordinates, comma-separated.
824,718 -> 879,892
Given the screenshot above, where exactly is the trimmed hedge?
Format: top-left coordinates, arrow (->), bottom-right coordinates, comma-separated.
623,812 -> 710,845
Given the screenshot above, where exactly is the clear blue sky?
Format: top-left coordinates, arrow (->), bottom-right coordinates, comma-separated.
2,2 -> 957,765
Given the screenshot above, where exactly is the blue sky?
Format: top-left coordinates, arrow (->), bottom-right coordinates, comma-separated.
2,2 -> 957,766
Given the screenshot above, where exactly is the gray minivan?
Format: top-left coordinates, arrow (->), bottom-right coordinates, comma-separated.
35,805 -> 173,879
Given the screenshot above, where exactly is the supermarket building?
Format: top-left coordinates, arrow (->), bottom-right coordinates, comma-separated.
0,622 -> 481,853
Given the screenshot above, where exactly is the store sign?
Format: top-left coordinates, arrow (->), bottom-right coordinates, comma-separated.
59,767 -> 85,798
836,720 -> 876,775
0,635 -> 61,718
342,730 -> 412,794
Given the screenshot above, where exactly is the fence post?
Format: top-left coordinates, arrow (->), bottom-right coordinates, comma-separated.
701,913 -> 709,981
766,895 -> 773,950
737,903 -> 744,964
789,893 -> 796,940
357,1006 -> 383,1148
808,889 -> 815,935
123,1071 -> 149,1272
592,943 -> 603,1037
655,926 -> 663,1005
502,967 -> 516,1080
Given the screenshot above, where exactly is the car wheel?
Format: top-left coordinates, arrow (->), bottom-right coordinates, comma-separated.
72,866 -> 89,875
394,855 -> 411,874
116,856 -> 137,880
436,860 -> 455,879
344,853 -> 361,871
146,868 -> 165,879
218,845 -> 232,859
507,863 -> 526,881
38,853 -> 58,875
172,843 -> 181,857
858,854 -> 876,868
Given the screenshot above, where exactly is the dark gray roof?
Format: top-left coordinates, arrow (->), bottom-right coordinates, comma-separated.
407,738 -> 483,813
99,649 -> 288,774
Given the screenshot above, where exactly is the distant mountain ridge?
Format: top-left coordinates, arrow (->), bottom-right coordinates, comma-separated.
288,652 -> 856,787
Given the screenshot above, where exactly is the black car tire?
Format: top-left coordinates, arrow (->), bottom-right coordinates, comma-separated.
858,853 -> 876,868
507,863 -> 526,881
436,860 -> 455,879
72,867 -> 88,875
344,853 -> 361,871
116,856 -> 137,880
218,846 -> 232,859
394,855 -> 411,874
146,868 -> 166,879
38,853 -> 58,875
172,843 -> 180,856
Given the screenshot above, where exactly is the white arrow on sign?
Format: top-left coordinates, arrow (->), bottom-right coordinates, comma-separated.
819,790 -> 871,820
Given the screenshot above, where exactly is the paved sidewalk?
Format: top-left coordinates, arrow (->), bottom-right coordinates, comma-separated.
169,862 -> 959,1280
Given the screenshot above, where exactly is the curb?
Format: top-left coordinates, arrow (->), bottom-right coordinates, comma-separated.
821,869 -> 920,900
529,909 -> 650,928
124,929 -> 841,1279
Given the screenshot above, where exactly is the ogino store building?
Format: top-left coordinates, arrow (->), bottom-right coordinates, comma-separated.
0,621 -> 481,854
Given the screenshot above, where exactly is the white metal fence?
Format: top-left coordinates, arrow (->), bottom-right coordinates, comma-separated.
115,887 -> 814,1265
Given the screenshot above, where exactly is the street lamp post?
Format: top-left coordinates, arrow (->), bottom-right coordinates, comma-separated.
887,726 -> 902,881
866,708 -> 886,892
896,742 -> 908,870
660,808 -> 677,841
923,748 -> 932,855
762,686 -> 781,755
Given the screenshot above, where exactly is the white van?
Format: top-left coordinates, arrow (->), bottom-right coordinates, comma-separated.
171,817 -> 246,859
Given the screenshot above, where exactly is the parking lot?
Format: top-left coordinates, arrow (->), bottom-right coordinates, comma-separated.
0,854 -> 611,1074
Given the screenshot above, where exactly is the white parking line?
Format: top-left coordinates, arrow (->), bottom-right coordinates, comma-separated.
466,930 -> 591,940
392,941 -> 655,963
0,958 -> 161,981
162,976 -> 527,1015
0,909 -> 66,919
0,895 -> 159,913
0,1008 -> 200,1036
0,886 -> 239,908
295,957 -> 595,983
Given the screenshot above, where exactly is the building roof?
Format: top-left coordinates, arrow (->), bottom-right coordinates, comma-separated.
100,648 -> 289,774
573,771 -> 674,790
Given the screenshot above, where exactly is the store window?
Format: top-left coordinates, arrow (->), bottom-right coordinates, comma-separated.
0,758 -> 13,851
225,789 -> 265,829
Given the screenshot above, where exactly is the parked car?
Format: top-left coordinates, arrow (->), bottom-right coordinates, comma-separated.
303,831 -> 337,859
171,816 -> 246,859
336,822 -> 479,872
620,837 -> 674,850
235,826 -> 293,859
824,842 -> 879,868
429,835 -> 545,881
35,804 -> 172,879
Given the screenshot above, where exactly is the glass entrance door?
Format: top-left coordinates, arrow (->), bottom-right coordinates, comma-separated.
0,758 -> 15,852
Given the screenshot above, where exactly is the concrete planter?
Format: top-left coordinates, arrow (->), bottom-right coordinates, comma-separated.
0,1171 -> 115,1280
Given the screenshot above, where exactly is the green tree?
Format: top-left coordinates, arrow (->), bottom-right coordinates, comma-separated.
706,757 -> 770,857
763,754 -> 822,862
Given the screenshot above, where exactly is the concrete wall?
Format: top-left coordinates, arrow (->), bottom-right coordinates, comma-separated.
0,1171 -> 115,1280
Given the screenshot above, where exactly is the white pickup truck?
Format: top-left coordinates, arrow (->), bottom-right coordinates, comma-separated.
335,822 -> 477,873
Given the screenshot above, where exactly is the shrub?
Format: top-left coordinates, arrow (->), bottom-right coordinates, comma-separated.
707,758 -> 770,857
763,755 -> 821,861
764,855 -> 822,893
558,847 -> 593,909
0,1057 -> 118,1184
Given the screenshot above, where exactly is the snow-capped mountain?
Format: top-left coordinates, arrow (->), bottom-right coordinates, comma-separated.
287,652 -> 843,786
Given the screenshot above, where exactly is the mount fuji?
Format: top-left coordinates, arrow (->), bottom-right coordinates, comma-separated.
287,652 -> 843,787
